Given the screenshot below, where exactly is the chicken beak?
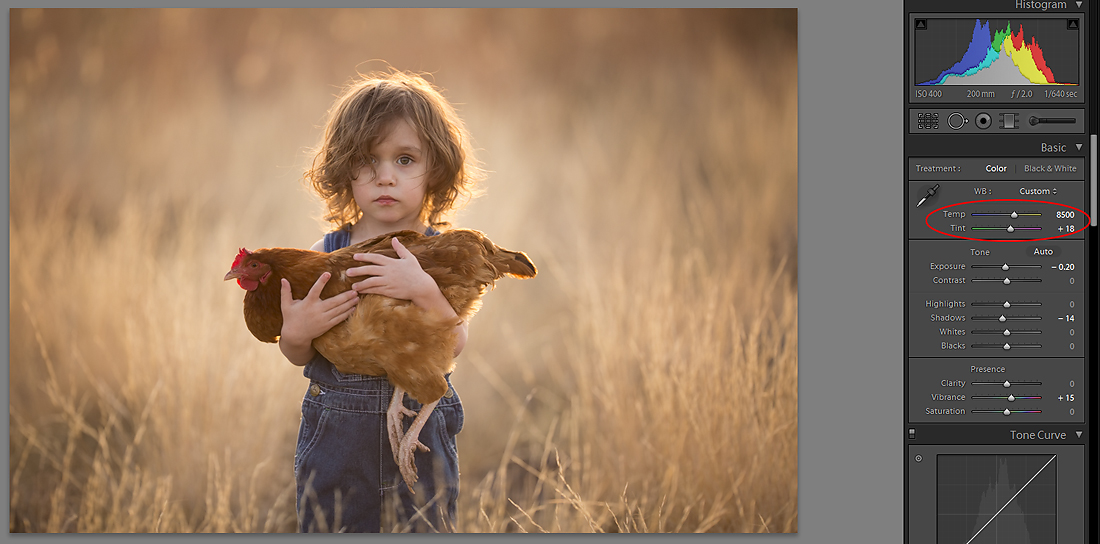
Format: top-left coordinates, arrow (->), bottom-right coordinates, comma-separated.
224,269 -> 243,281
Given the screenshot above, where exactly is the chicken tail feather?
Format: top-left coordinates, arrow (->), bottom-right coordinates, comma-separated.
495,250 -> 537,279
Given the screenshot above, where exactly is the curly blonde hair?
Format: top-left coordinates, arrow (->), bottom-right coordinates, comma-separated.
305,69 -> 483,230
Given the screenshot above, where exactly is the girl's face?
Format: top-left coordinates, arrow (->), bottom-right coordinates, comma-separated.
352,117 -> 429,232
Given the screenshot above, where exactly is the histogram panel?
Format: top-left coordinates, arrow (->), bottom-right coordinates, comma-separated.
915,18 -> 1079,86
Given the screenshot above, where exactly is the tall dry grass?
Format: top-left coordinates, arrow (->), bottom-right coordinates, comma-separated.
8,8 -> 797,532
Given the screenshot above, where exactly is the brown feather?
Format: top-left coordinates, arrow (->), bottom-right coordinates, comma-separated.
227,229 -> 536,403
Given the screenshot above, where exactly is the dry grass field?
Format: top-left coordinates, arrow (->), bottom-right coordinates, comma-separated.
8,8 -> 797,532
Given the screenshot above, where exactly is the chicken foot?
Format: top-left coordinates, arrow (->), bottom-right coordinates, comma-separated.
395,399 -> 439,492
386,387 -> 437,492
386,387 -> 417,466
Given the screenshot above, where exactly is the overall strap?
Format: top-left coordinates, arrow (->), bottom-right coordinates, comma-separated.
323,226 -> 352,253
325,225 -> 437,254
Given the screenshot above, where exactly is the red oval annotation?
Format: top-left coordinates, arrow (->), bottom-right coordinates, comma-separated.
925,199 -> 1090,242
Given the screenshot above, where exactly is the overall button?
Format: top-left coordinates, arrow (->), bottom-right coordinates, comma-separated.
309,384 -> 322,397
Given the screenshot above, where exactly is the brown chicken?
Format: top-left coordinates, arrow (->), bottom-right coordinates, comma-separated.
224,229 -> 536,489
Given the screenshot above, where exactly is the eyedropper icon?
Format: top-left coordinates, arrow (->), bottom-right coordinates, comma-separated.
916,183 -> 940,208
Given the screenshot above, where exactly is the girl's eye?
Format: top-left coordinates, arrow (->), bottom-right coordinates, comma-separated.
397,156 -> 412,166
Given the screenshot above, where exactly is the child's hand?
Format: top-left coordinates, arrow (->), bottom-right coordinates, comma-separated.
347,237 -> 438,304
280,272 -> 359,347
348,237 -> 467,356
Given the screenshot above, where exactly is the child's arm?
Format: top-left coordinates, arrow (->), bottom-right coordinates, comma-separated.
278,239 -> 360,366
347,237 -> 469,357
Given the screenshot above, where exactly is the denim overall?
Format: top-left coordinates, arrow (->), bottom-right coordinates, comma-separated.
294,226 -> 463,533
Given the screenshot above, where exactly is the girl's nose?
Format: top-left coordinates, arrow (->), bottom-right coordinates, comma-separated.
375,165 -> 396,186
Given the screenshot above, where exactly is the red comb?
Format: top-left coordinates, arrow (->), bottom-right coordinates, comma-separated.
231,248 -> 251,268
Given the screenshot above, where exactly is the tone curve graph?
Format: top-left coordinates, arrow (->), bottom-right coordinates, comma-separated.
937,454 -> 1057,544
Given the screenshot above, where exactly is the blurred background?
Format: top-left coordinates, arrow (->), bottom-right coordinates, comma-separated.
8,8 -> 797,532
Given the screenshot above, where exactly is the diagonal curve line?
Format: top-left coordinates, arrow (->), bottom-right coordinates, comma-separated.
965,454 -> 1056,544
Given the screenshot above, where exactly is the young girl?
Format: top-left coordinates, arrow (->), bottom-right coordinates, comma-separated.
279,70 -> 482,533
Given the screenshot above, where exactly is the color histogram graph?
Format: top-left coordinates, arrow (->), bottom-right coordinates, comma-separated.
937,455 -> 1057,544
916,19 -> 1079,86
